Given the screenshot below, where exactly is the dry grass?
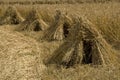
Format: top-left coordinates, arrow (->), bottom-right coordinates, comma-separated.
0,2 -> 120,80
0,0 -> 120,5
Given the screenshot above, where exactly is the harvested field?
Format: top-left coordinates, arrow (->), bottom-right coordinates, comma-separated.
0,1 -> 120,80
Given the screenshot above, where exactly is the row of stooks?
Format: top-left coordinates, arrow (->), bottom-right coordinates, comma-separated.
0,6 -> 118,68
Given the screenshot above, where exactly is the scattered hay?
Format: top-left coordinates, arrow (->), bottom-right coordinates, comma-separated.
16,9 -> 48,31
0,6 -> 24,25
43,10 -> 73,41
45,16 -> 118,68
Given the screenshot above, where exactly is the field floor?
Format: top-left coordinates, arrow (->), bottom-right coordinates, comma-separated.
0,3 -> 120,80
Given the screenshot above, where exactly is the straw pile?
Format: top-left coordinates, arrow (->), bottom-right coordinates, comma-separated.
45,16 -> 118,68
16,9 -> 48,31
44,10 -> 73,41
0,6 -> 24,25
0,28 -> 45,79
